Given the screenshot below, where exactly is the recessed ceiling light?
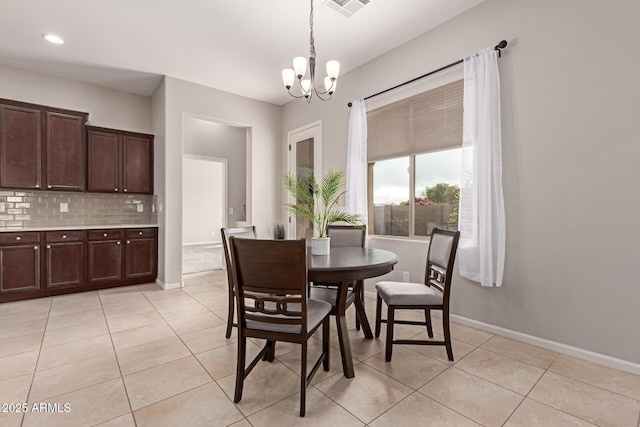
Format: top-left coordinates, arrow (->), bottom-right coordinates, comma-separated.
42,34 -> 64,45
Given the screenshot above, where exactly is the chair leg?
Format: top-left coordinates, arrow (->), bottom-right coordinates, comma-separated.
385,305 -> 395,362
226,288 -> 235,338
262,340 -> 276,362
322,317 -> 330,371
300,342 -> 307,417
375,294 -> 382,338
425,308 -> 434,338
443,311 -> 454,361
234,336 -> 246,403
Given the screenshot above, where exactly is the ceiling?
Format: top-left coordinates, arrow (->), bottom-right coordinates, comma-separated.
0,0 -> 485,106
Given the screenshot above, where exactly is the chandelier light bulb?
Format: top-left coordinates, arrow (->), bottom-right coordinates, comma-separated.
282,69 -> 295,88
324,76 -> 336,94
326,60 -> 340,79
293,57 -> 308,78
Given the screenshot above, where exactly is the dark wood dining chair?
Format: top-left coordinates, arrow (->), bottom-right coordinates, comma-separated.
229,237 -> 331,417
221,226 -> 256,338
375,228 -> 460,361
310,225 -> 367,330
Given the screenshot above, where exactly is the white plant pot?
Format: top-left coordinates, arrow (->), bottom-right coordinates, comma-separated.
311,237 -> 331,255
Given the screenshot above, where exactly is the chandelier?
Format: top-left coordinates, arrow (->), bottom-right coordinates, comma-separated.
282,0 -> 340,102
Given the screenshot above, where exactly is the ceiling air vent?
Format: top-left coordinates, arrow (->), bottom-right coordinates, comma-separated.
324,0 -> 373,17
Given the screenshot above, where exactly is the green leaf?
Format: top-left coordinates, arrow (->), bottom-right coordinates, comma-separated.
283,168 -> 364,238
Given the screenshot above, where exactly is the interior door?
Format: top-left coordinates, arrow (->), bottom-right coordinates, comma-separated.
287,121 -> 322,241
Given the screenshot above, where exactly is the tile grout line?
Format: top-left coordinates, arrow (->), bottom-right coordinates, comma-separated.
21,296 -> 54,427
97,289 -> 139,427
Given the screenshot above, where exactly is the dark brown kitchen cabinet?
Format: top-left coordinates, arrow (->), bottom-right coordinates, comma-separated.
0,99 -> 87,191
87,126 -> 153,194
0,232 -> 41,295
125,228 -> 157,280
87,229 -> 124,283
45,112 -> 86,191
0,227 -> 157,303
0,104 -> 42,189
45,231 -> 84,289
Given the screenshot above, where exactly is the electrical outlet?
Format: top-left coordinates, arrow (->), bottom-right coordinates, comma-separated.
137,204 -> 144,213
60,202 -> 68,213
402,271 -> 410,282
0,202 -> 5,213
229,207 -> 234,215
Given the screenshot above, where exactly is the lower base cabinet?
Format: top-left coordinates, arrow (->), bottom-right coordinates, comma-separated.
46,231 -> 84,289
87,229 -> 124,283
0,238 -> 41,294
0,227 -> 157,302
125,228 -> 156,279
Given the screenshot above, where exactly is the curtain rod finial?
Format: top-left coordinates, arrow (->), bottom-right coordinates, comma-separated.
347,102 -> 353,107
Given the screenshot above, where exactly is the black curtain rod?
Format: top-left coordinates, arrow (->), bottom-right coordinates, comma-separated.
347,40 -> 507,107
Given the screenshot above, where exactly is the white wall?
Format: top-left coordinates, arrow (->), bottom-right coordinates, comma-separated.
182,158 -> 223,244
0,64 -> 152,133
183,118 -> 246,226
282,0 -> 640,365
160,76 -> 282,287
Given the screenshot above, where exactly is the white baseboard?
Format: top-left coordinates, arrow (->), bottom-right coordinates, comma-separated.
182,241 -> 221,246
364,290 -> 640,376
155,278 -> 183,290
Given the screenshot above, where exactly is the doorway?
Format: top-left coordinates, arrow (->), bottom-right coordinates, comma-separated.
181,116 -> 249,276
287,121 -> 322,240
182,155 -> 226,274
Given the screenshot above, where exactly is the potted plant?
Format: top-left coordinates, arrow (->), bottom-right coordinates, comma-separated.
283,169 -> 363,255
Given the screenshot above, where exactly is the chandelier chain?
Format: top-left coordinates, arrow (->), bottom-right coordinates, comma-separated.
309,0 -> 316,59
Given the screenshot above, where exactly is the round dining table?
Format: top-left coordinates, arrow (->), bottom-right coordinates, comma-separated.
307,247 -> 398,378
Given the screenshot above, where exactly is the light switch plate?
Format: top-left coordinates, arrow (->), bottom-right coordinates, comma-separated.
229,207 -> 234,215
137,204 -> 144,212
0,202 -> 5,213
60,202 -> 68,213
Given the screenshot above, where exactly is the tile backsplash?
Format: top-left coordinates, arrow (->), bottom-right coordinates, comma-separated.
0,190 -> 157,229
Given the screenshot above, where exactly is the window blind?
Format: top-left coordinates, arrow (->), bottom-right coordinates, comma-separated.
367,79 -> 463,162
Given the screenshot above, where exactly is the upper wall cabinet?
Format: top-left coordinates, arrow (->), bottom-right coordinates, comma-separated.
45,112 -> 87,191
86,126 -> 153,194
0,99 -> 88,191
0,104 -> 42,189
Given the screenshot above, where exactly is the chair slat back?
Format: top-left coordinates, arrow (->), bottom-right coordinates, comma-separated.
425,229 -> 460,295
221,226 -> 256,286
327,225 -> 366,248
230,238 -> 308,333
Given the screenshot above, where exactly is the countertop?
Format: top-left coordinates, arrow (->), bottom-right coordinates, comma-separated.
0,224 -> 158,232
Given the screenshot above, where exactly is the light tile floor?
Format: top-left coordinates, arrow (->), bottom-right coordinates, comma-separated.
1,270 -> 639,426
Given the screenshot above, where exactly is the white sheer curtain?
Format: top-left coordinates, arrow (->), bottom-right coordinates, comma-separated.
346,99 -> 368,221
458,48 -> 505,287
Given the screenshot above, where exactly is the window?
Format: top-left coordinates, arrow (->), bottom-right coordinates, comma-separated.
367,79 -> 463,238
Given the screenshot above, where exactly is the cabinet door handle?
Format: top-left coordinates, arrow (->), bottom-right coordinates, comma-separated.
16,236 -> 21,241
126,240 -> 131,244
116,241 -> 121,245
34,246 -> 38,250
35,184 -> 40,188
46,245 -> 51,249
115,188 -> 118,192
47,185 -> 52,189
138,231 -> 143,236
62,234 -> 67,239
124,189 -> 128,192
103,233 -> 108,237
